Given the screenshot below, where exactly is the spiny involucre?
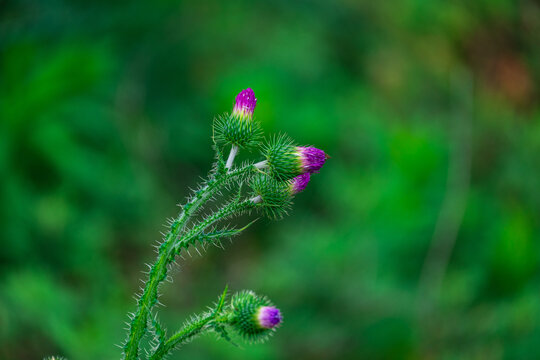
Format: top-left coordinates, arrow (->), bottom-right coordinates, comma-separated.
260,134 -> 328,181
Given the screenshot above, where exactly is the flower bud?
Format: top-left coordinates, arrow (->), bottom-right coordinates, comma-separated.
289,173 -> 311,194
262,135 -> 327,180
257,306 -> 282,329
229,290 -> 282,342
232,88 -> 257,120
296,146 -> 327,173
250,174 -> 292,219
214,88 -> 262,149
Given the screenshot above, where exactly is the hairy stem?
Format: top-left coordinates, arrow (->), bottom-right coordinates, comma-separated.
150,308 -> 232,360
179,199 -> 255,249
149,313 -> 215,360
123,164 -> 255,360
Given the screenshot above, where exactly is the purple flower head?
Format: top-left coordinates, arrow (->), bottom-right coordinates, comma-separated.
296,146 -> 327,173
256,306 -> 282,329
233,88 -> 257,119
290,173 -> 311,194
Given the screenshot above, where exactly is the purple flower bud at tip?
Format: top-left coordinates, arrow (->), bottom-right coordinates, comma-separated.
297,146 -> 327,173
291,173 -> 311,194
257,306 -> 282,329
233,88 -> 257,118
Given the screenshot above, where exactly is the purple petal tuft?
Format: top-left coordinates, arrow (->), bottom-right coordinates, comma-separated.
257,306 -> 282,329
233,88 -> 257,117
291,173 -> 311,194
297,146 -> 327,173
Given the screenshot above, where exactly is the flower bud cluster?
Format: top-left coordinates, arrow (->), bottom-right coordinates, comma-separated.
215,88 -> 328,217
228,290 -> 282,342
250,135 -> 327,216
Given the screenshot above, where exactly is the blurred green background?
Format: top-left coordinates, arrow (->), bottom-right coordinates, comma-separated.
1,1 -> 540,359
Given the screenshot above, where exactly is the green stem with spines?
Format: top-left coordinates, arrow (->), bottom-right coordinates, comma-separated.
150,286 -> 232,360
149,313 -> 233,360
122,164 -> 255,360
150,313 -> 211,360
178,199 -> 255,251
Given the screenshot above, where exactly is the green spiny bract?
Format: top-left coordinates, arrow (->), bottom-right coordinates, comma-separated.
261,134 -> 303,180
228,291 -> 282,343
250,173 -> 293,219
214,113 -> 262,149
261,134 -> 328,180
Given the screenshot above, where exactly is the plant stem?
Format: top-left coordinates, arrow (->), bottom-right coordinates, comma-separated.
149,313 -> 215,360
122,165 -> 254,360
225,145 -> 238,169
254,160 -> 267,169
180,199 -> 255,247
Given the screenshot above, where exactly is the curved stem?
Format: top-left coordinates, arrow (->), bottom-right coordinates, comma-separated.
122,164 -> 255,360
150,313 -> 215,360
150,312 -> 234,360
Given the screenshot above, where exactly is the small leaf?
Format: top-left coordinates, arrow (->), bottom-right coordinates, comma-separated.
213,285 -> 228,315
212,323 -> 238,347
180,219 -> 258,250
151,315 -> 167,345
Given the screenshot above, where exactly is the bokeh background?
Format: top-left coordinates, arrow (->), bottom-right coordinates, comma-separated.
1,1 -> 540,359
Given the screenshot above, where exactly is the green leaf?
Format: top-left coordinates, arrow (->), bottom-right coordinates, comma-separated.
151,314 -> 167,346
213,285 -> 229,316
212,323 -> 237,347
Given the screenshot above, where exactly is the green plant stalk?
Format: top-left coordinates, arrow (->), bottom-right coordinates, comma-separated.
149,313 -> 215,360
179,199 -> 255,248
123,164 -> 254,360
150,293 -> 233,360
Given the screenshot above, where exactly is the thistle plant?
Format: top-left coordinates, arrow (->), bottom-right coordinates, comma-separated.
111,88 -> 328,359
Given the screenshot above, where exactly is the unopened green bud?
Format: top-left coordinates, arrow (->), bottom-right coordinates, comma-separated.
262,135 -> 328,180
228,291 -> 282,343
250,174 -> 292,219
